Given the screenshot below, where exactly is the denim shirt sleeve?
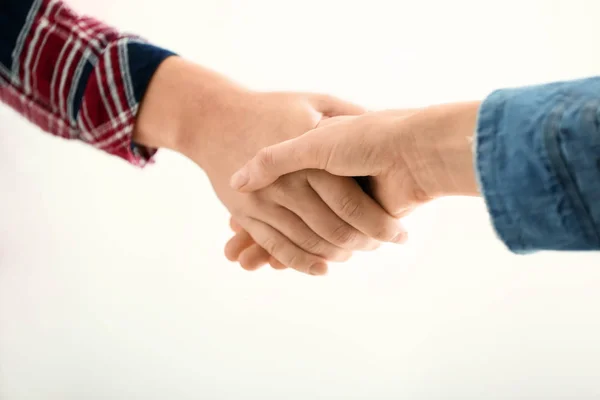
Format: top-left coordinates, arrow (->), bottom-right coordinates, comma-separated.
476,77 -> 600,252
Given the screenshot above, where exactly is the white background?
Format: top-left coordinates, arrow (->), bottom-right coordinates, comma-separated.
2,0 -> 600,399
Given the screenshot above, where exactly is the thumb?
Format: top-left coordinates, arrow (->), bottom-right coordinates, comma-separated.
309,94 -> 365,117
230,133 -> 332,192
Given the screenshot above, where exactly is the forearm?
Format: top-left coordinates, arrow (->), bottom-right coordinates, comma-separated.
476,78 -> 600,252
132,57 -> 252,170
0,0 -> 173,165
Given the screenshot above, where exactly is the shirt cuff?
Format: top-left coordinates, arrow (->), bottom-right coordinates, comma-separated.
476,78 -> 600,252
77,41 -> 176,167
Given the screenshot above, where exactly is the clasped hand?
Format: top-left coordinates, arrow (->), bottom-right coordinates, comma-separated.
140,59 -> 476,276
226,104 -> 481,274
166,85 -> 407,276
213,103 -> 407,276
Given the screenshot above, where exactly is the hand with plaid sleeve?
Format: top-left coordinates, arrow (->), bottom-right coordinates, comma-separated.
1,0 -> 404,275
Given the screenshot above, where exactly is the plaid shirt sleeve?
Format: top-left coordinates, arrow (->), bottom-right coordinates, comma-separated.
0,0 -> 175,166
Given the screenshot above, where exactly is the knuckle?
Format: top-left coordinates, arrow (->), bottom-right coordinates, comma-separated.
261,236 -> 312,274
267,177 -> 295,202
269,259 -> 287,270
338,194 -> 364,220
257,147 -> 275,170
268,179 -> 286,199
268,176 -> 310,207
286,248 -> 318,274
286,253 -> 298,268
298,235 -> 347,263
373,224 -> 398,242
330,224 -> 358,247
261,237 -> 279,256
298,234 -> 323,254
314,242 -> 345,261
286,253 -> 309,273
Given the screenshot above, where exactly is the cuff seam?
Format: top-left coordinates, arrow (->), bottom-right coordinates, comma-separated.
475,91 -> 526,251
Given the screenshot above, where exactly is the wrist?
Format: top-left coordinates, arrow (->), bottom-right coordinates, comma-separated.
430,101 -> 481,197
400,102 -> 481,198
133,57 -> 186,151
133,57 -> 251,167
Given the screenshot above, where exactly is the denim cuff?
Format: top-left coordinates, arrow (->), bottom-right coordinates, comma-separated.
476,79 -> 600,252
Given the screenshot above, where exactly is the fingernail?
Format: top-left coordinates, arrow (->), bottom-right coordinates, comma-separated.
309,262 -> 327,276
230,169 -> 249,190
391,231 -> 407,244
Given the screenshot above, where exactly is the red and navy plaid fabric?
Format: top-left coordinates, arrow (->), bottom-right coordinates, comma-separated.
0,0 -> 174,166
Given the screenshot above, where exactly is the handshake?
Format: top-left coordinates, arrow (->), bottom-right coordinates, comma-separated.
135,58 -> 481,275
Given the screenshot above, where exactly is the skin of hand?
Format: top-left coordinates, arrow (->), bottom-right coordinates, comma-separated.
132,57 -> 405,276
224,116 -> 393,272
227,216 -> 287,271
229,102 -> 481,225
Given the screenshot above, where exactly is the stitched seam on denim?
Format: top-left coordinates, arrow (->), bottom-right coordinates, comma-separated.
493,98 -> 523,249
544,104 -> 600,247
476,92 -> 524,250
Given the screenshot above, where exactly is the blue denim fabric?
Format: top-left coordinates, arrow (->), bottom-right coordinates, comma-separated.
476,78 -> 600,252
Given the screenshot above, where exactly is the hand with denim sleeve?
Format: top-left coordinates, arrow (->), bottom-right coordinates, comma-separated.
224,104 -> 479,270
231,103 -> 480,216
232,78 -> 600,255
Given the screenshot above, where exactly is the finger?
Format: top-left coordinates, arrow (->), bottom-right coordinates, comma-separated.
274,179 -> 379,251
269,257 -> 288,270
229,217 -> 243,233
231,117 -> 386,193
309,94 -> 365,117
230,135 -> 325,192
369,167 -> 432,218
230,133 -> 334,192
228,219 -> 289,270
244,217 -> 328,276
255,204 -> 352,262
224,230 -> 255,261
227,229 -> 289,270
316,115 -> 355,128
308,171 -> 407,244
238,244 -> 271,271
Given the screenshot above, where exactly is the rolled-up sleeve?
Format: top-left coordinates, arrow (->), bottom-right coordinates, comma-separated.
0,0 -> 175,166
476,78 -> 600,252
